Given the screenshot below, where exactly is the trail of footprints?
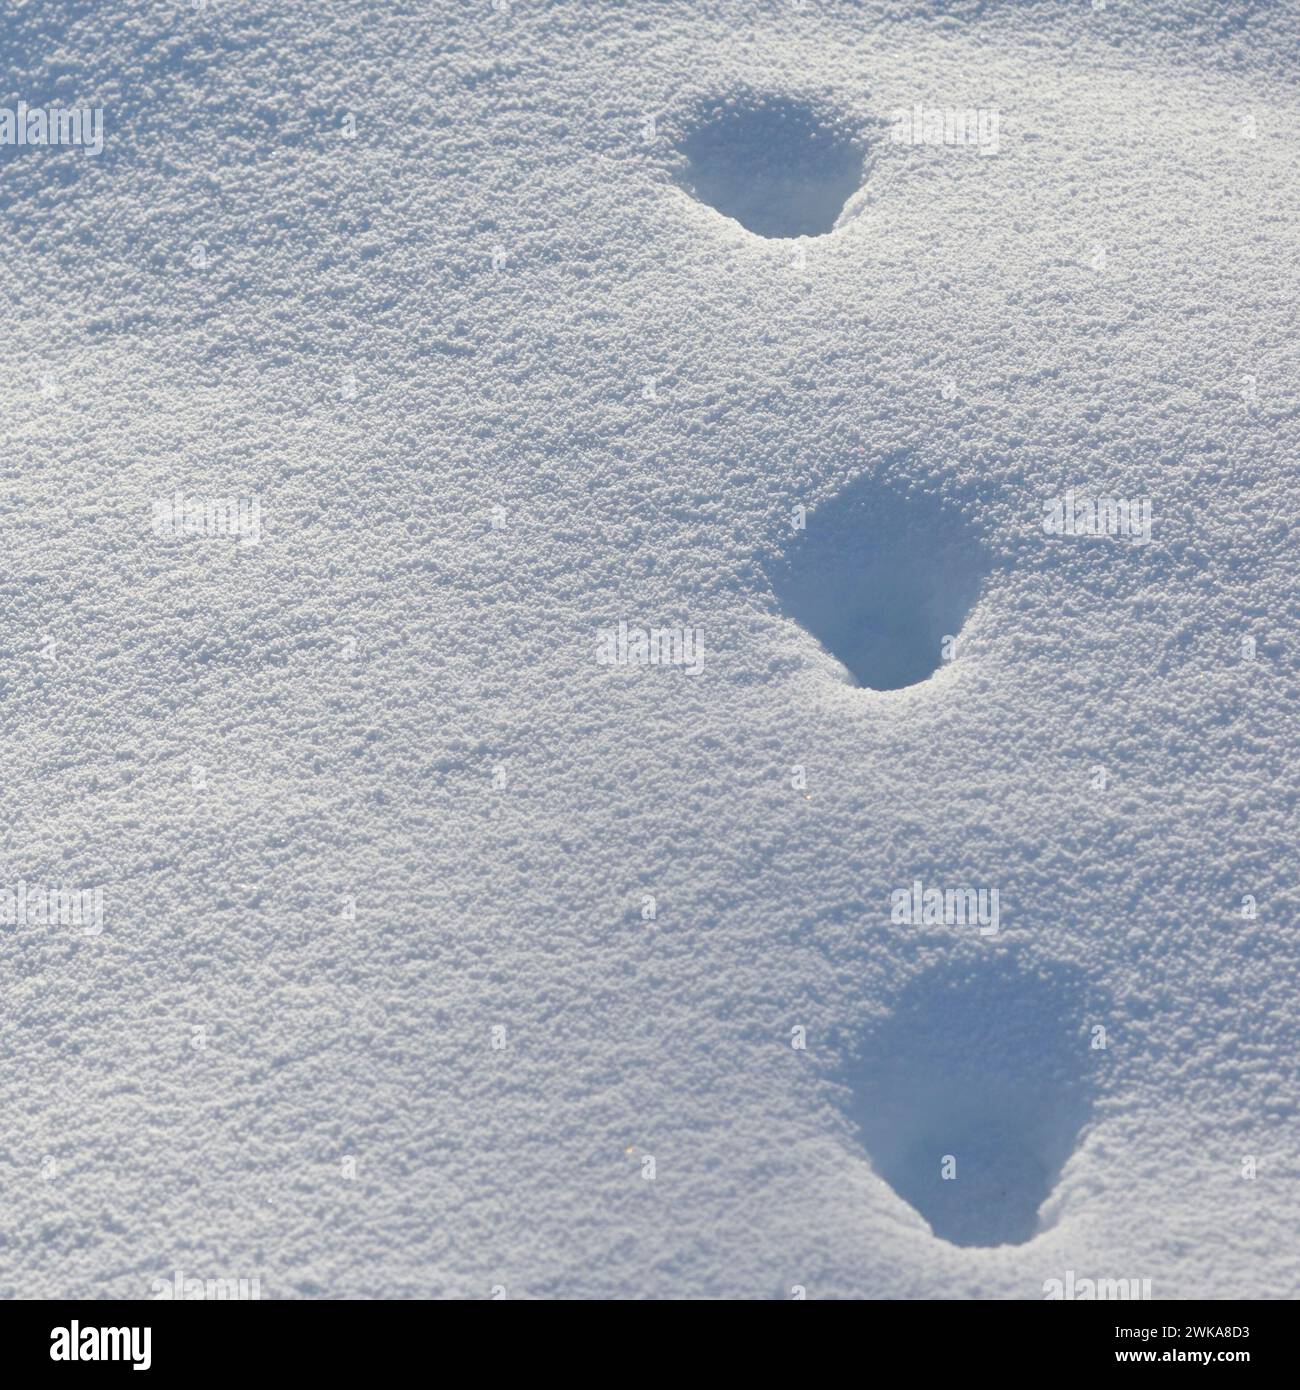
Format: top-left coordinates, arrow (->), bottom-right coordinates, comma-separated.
676,93 -> 1096,1246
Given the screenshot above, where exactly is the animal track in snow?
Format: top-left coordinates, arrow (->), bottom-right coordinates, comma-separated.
845,957 -> 1101,1248
673,93 -> 866,238
770,473 -> 989,691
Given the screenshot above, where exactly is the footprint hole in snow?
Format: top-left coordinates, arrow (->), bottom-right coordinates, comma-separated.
844,956 -> 1101,1248
768,472 -> 990,691
672,93 -> 867,238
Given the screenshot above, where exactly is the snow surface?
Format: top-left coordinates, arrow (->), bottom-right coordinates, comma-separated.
1,0 -> 1298,1299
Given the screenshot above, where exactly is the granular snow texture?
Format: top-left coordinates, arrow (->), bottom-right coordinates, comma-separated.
1,0 -> 1297,1299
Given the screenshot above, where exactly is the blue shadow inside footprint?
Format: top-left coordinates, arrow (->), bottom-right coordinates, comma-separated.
844,957 -> 1100,1247
675,95 -> 866,238
769,473 -> 989,690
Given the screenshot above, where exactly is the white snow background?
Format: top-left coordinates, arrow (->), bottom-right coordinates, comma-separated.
1,0 -> 1297,1298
